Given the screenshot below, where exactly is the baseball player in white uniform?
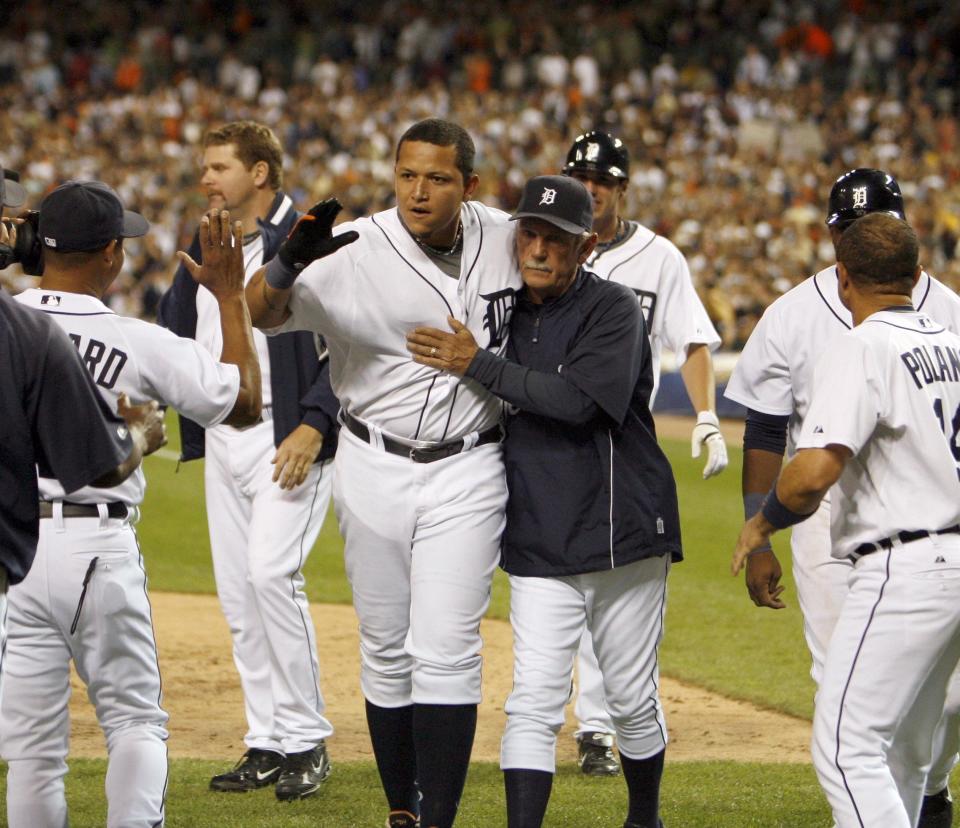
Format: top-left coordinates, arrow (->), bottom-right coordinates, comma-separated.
726,169 -> 960,827
246,119 -> 520,828
159,122 -> 345,800
733,213 -> 960,828
562,131 -> 727,775
0,182 -> 261,828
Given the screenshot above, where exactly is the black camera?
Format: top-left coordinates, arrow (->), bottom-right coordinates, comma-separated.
0,210 -> 43,274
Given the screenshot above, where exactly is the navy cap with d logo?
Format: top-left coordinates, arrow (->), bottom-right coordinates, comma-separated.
39,180 -> 149,252
511,175 -> 594,235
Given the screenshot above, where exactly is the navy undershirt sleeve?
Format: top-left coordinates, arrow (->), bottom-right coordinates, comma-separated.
743,408 -> 790,455
466,348 -> 600,425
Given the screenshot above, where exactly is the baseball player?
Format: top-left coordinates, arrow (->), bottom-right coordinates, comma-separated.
725,169 -> 960,827
406,174 -> 681,828
159,121 -> 346,800
0,173 -> 162,697
246,118 -> 521,828
0,182 -> 260,828
733,213 -> 960,828
562,130 -> 727,775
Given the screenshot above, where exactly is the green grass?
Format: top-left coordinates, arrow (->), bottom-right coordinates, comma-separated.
138,415 -> 814,717
40,413 -> 831,826
0,759 -> 832,827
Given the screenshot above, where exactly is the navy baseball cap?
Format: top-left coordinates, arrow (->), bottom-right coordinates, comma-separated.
39,180 -> 149,252
0,168 -> 27,208
511,175 -> 594,235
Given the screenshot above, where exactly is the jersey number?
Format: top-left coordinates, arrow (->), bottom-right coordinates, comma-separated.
933,399 -> 960,480
68,334 -> 128,391
629,289 -> 657,330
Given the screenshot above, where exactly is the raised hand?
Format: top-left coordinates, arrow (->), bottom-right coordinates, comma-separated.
177,209 -> 245,300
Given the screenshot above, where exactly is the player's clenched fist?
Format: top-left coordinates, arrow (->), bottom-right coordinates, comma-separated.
265,197 -> 360,289
176,209 -> 245,300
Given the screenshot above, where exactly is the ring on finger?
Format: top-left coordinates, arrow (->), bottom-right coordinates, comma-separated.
431,346 -> 438,356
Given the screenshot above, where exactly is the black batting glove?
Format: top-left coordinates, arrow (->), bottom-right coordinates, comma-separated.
267,198 -> 359,289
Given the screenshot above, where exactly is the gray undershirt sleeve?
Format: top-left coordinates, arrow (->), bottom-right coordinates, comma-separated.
466,348 -> 600,425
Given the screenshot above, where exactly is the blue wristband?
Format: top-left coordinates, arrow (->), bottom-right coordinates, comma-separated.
265,255 -> 299,290
744,491 -> 772,554
761,487 -> 815,530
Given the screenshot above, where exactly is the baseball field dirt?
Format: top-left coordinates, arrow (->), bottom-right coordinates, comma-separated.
67,589 -> 810,765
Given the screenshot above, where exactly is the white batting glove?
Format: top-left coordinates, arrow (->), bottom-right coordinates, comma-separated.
691,410 -> 728,479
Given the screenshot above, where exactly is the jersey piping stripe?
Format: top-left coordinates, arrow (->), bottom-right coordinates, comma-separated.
440,382 -> 459,441
371,214 -> 454,317
589,220 -> 642,266
916,273 -> 932,310
833,548 -> 892,828
866,319 -> 945,335
34,310 -> 115,317
813,270 -> 851,330
413,375 -> 438,441
647,554 -> 670,750
290,462 -> 328,716
133,531 -> 169,826
607,430 -> 615,569
461,201 -> 483,290
601,232 -> 658,283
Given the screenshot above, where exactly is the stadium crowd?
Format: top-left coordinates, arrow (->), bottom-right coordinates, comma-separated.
1,0 -> 959,347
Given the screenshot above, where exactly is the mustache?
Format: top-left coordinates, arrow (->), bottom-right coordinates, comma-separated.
521,261 -> 551,272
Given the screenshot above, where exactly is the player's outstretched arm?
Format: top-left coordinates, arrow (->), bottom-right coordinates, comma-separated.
681,343 -> 728,479
246,197 -> 359,329
177,209 -> 262,427
731,445 -> 848,577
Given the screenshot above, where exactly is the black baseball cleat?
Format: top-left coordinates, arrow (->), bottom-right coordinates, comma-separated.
623,821 -> 664,828
918,787 -> 953,828
209,748 -> 284,792
576,731 -> 621,777
385,810 -> 420,827
275,741 -> 332,801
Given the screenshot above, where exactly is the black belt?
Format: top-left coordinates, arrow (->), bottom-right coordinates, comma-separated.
39,501 -> 128,519
851,525 -> 960,560
341,410 -> 503,464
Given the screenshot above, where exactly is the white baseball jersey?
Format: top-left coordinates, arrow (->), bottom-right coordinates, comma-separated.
274,201 -> 522,441
798,308 -> 960,559
196,230 -> 273,408
725,267 -> 960,456
586,221 -> 720,401
16,288 -> 240,505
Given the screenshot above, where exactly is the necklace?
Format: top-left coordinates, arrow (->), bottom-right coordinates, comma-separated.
417,222 -> 463,256
595,218 -> 627,253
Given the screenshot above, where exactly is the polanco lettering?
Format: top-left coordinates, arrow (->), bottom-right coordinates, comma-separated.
900,344 -> 960,389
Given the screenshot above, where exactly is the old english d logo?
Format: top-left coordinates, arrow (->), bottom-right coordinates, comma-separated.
539,188 -> 557,206
481,288 -> 514,349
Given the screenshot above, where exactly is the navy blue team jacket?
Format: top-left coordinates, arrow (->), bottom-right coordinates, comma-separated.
157,192 -> 339,463
467,270 -> 682,577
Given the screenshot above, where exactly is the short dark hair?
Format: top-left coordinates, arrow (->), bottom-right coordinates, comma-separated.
396,119 -> 475,184
203,121 -> 284,190
837,213 -> 918,292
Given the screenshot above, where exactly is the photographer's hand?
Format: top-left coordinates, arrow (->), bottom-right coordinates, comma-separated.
0,218 -> 18,269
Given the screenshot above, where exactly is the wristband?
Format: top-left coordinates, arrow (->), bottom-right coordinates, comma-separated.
761,487 -> 815,530
265,254 -> 299,290
744,491 -> 772,554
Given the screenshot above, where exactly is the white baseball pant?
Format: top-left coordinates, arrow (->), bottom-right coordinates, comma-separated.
812,536 -> 960,828
574,627 -> 615,736
205,418 -> 333,754
0,506 -> 168,828
332,425 -> 506,707
502,555 -> 670,773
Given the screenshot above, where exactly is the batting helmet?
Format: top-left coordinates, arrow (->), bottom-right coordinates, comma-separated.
563,131 -> 629,180
825,168 -> 905,228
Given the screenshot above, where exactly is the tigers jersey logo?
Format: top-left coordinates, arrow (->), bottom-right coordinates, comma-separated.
629,289 -> 657,329
481,288 -> 515,349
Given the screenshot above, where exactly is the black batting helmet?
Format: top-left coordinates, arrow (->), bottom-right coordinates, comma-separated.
825,168 -> 905,228
563,131 -> 629,180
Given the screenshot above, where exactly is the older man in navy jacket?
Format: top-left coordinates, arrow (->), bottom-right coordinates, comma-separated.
407,175 -> 680,828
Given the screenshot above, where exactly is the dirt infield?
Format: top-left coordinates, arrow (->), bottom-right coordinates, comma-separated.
67,591 -> 810,764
